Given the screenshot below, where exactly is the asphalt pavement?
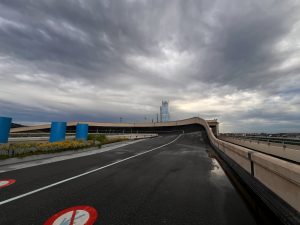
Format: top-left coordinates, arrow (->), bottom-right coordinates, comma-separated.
0,132 -> 257,225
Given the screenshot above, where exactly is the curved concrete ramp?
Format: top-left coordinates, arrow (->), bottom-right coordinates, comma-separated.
10,117 -> 219,136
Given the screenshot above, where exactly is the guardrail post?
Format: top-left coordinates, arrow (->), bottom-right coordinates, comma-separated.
76,123 -> 89,141
0,117 -> 12,144
247,152 -> 254,176
49,122 -> 66,143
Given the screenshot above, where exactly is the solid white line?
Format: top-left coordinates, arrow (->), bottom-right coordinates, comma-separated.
0,139 -> 146,173
0,134 -> 182,206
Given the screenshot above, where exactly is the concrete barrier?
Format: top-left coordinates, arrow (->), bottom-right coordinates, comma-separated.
252,153 -> 300,211
7,133 -> 157,143
8,136 -> 75,143
210,134 -> 300,213
106,133 -> 158,140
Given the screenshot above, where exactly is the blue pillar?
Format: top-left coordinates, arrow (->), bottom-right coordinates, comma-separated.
76,123 -> 89,141
49,122 -> 66,143
0,117 -> 12,144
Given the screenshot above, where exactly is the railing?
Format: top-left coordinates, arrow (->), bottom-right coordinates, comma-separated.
7,133 -> 158,143
8,136 -> 75,143
218,135 -> 300,163
226,135 -> 300,146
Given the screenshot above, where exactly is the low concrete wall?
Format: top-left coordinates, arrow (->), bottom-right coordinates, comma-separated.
8,136 -> 75,143
252,153 -> 300,211
219,136 -> 300,163
10,119 -> 219,136
7,133 -> 157,143
106,133 -> 158,140
210,135 -> 300,213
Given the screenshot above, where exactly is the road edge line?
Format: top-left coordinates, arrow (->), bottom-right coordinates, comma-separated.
0,134 -> 182,206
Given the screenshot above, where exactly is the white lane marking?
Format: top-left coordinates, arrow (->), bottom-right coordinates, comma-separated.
0,181 -> 9,186
53,210 -> 89,225
0,139 -> 145,173
0,135 -> 181,206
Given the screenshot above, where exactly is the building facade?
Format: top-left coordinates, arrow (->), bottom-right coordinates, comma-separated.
160,100 -> 169,122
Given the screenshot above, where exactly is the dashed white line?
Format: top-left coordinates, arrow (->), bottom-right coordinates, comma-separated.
0,134 -> 181,206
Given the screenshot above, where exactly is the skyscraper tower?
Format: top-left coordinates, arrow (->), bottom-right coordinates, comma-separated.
160,100 -> 169,122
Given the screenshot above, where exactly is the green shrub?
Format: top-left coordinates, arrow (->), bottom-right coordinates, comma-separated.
88,134 -> 108,143
0,135 -> 128,159
87,134 -> 129,145
0,140 -> 95,159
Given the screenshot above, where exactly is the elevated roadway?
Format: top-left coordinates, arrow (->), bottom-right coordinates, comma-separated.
10,118 -> 220,137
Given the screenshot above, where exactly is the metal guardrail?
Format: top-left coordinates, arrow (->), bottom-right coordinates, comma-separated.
9,133 -> 75,138
219,135 -> 300,163
225,136 -> 300,147
7,133 -> 158,143
8,136 -> 75,143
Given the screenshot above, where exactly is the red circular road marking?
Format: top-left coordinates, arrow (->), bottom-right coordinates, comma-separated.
44,205 -> 98,225
0,179 -> 16,189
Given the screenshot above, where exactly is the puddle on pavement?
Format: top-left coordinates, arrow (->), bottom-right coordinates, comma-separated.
205,146 -> 234,192
206,147 -> 226,178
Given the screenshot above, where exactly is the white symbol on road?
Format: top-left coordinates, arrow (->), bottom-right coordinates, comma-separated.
52,210 -> 89,225
0,180 -> 9,187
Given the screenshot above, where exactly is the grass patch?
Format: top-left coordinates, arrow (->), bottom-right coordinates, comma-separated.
0,140 -> 96,159
0,134 -> 128,160
88,134 -> 108,143
87,134 -> 128,145
0,155 -> 9,160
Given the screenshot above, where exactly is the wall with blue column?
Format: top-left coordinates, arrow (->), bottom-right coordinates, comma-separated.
76,123 -> 89,141
0,117 -> 12,144
49,122 -> 66,143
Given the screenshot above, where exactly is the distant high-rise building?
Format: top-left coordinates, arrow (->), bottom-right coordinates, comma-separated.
160,100 -> 169,122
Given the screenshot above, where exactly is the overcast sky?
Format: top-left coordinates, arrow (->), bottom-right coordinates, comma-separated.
0,0 -> 300,132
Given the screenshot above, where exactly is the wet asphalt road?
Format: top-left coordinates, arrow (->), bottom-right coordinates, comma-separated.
0,132 -> 257,225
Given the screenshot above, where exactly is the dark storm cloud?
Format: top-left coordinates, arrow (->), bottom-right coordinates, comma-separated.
194,1 -> 300,89
0,0 -> 300,132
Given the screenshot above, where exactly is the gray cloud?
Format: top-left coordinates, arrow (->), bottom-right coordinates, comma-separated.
0,0 -> 300,132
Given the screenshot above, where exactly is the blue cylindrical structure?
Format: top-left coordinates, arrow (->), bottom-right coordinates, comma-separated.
76,123 -> 89,141
49,122 -> 66,143
0,117 -> 12,144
